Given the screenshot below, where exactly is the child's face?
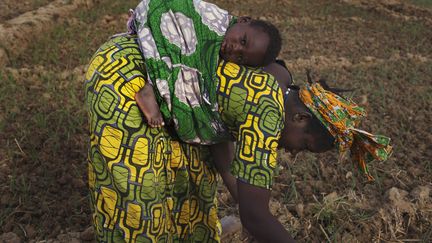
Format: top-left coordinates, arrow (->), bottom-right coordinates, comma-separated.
220,20 -> 269,67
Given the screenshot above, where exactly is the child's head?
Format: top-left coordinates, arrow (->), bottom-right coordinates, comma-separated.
220,17 -> 282,67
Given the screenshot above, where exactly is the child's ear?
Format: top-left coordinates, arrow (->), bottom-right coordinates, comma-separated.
238,16 -> 252,23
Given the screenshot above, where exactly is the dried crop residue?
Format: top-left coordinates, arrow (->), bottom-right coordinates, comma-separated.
374,187 -> 428,240
0,0 -> 54,21
342,0 -> 432,26
285,53 -> 430,73
0,0 -> 98,66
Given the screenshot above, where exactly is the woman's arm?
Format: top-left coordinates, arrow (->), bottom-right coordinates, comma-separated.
210,142 -> 238,202
263,62 -> 293,93
237,180 -> 296,243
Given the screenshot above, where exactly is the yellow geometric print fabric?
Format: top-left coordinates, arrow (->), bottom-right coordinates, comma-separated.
84,35 -> 220,242
216,61 -> 285,189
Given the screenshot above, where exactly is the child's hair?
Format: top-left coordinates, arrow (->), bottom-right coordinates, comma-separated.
249,19 -> 282,66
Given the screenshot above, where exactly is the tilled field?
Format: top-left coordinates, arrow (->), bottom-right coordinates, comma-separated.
0,0 -> 431,242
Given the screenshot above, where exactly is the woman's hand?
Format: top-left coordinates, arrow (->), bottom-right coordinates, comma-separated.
237,180 -> 296,243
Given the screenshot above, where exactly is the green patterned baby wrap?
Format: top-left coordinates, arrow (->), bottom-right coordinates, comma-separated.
130,0 -> 235,144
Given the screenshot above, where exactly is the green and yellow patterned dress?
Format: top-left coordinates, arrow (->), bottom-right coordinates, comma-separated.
85,35 -> 220,242
216,62 -> 285,189
85,35 -> 285,242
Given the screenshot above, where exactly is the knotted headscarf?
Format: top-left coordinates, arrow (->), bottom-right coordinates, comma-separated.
299,82 -> 392,181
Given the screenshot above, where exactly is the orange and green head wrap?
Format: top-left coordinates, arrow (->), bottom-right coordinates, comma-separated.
299,82 -> 392,181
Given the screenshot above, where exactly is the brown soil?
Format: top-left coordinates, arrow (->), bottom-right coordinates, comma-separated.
0,0 -> 431,242
0,0 -> 98,66
0,0 -> 54,21
343,0 -> 432,26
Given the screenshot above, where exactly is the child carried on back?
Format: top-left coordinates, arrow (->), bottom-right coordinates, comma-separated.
127,0 -> 282,201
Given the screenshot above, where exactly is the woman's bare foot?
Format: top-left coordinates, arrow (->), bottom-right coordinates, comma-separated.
135,84 -> 165,127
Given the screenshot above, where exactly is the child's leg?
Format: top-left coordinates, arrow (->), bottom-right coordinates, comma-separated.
210,142 -> 238,202
135,84 -> 164,127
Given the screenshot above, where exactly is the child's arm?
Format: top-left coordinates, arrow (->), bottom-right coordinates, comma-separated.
135,84 -> 164,127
